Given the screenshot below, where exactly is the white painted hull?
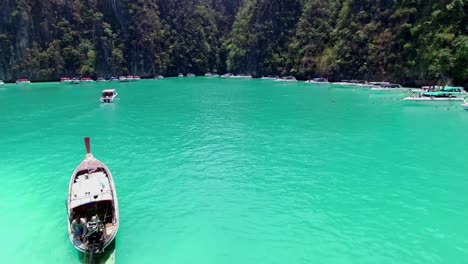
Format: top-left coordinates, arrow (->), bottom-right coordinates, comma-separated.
230,76 -> 252,79
403,97 -> 464,101
275,79 -> 297,82
100,94 -> 117,103
462,103 -> 468,111
306,81 -> 329,84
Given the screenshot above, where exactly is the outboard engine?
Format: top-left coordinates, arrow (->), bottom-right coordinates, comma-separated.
85,216 -> 105,253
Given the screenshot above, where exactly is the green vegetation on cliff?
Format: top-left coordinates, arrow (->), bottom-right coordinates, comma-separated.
0,0 -> 466,86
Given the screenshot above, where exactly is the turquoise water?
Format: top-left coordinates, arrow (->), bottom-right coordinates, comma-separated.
1,79 -> 468,263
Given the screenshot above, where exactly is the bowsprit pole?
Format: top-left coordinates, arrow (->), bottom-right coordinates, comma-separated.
84,137 -> 91,154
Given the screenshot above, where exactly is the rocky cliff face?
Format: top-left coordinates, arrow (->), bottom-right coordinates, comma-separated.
0,0 -> 466,86
0,0 -> 240,81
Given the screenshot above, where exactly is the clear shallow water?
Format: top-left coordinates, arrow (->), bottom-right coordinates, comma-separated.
1,79 -> 468,264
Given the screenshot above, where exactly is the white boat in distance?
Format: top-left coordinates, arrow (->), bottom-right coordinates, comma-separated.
260,75 -> 279,80
67,137 -> 119,257
370,83 -> 405,91
100,89 -> 118,103
231,74 -> 252,78
61,77 -> 72,83
221,73 -> 233,78
81,77 -> 94,83
275,76 -> 297,82
205,72 -> 219,77
0,80 -> 4,86
187,73 -> 195,77
306,77 -> 329,84
16,78 -> 31,84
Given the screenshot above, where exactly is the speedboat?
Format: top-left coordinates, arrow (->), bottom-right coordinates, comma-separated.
404,88 -> 466,101
119,76 -> 128,82
221,73 -> 233,78
205,72 -> 219,77
71,77 -> 81,84
109,77 -> 119,82
96,77 -> 107,82
0,80 -> 4,86
100,89 -> 118,103
67,137 -> 119,257
187,73 -> 195,77
16,78 -> 31,84
178,73 -> 184,77
275,76 -> 297,82
61,77 -> 71,83
81,77 -> 94,83
126,75 -> 135,81
154,75 -> 164,79
370,83 -> 405,91
231,74 -> 252,79
306,78 -> 329,84
260,75 -> 279,80
133,76 -> 141,81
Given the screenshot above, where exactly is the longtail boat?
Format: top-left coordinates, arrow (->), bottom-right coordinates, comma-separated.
67,137 -> 119,257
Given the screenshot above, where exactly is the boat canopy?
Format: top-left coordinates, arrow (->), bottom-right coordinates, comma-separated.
70,171 -> 113,209
442,86 -> 463,92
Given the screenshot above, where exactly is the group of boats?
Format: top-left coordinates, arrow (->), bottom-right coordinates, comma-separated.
178,73 -> 195,77
61,76 -> 142,84
13,71 -> 463,262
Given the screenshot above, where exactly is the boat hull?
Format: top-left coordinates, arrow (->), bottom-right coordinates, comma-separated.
403,97 -> 464,101
100,95 -> 117,103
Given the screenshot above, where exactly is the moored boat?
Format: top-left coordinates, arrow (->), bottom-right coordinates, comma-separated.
126,75 -> 135,81
109,77 -> 119,82
275,76 -> 297,82
154,75 -> 164,79
133,76 -> 141,81
67,137 -> 119,257
81,77 -> 94,83
71,77 -> 81,84
221,73 -> 233,78
118,76 -> 128,82
187,73 -> 195,77
16,78 -> 31,84
96,77 -> 107,82
61,77 -> 71,83
370,83 -> 405,91
404,88 -> 466,101
306,77 -> 329,84
0,80 -> 4,86
100,89 -> 118,103
178,73 -> 184,77
260,75 -> 279,80
231,74 -> 252,79
205,72 -> 219,77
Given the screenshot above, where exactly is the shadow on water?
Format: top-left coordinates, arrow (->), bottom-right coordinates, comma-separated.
78,240 -> 116,264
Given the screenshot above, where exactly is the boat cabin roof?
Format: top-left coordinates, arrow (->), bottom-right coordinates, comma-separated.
70,171 -> 113,209
102,89 -> 116,93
